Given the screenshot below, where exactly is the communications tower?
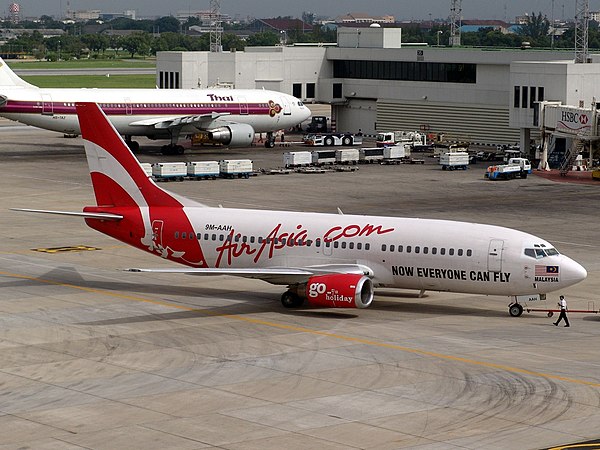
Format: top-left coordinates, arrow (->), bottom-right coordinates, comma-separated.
449,0 -> 462,46
209,0 -> 223,53
574,0 -> 590,63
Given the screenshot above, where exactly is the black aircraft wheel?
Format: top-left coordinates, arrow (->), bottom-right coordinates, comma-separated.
265,140 -> 275,148
509,303 -> 523,317
281,292 -> 304,308
176,145 -> 185,155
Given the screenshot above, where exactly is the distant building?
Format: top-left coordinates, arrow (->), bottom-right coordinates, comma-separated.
65,10 -> 101,21
335,12 -> 395,25
175,10 -> 232,24
100,11 -> 137,21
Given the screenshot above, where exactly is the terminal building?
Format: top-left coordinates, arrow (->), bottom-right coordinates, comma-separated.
156,26 -> 600,154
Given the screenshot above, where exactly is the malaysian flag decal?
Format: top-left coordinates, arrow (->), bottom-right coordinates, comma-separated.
535,265 -> 559,276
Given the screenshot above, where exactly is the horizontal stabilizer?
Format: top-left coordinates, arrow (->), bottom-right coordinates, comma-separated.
11,208 -> 123,221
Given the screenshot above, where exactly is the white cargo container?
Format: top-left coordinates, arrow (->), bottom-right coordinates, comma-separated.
219,159 -> 253,178
152,162 -> 187,180
335,148 -> 360,164
359,147 -> 385,163
283,151 -> 312,167
311,150 -> 337,165
439,152 -> 469,170
140,163 -> 153,177
383,144 -> 409,160
186,161 -> 219,179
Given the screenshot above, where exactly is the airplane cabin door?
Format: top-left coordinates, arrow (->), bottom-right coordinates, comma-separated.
239,96 -> 248,115
279,96 -> 291,115
41,93 -> 53,115
487,239 -> 504,272
125,97 -> 133,115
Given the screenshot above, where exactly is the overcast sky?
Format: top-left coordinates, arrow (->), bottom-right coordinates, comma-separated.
7,1 -> 580,22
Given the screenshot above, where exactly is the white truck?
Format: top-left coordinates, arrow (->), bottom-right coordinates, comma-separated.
376,130 -> 430,150
485,157 -> 532,180
439,152 -> 469,170
303,133 -> 363,147
219,159 -> 253,179
335,148 -> 360,164
186,161 -> 219,180
283,151 -> 312,168
152,162 -> 187,181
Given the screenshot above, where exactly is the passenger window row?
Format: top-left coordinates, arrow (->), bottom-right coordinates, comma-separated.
172,231 -> 373,251
381,244 -> 472,257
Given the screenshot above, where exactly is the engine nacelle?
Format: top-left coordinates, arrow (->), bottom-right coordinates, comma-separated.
304,274 -> 374,309
207,123 -> 255,147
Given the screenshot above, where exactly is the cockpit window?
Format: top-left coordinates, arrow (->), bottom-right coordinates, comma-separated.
524,247 -> 560,259
298,101 -> 304,106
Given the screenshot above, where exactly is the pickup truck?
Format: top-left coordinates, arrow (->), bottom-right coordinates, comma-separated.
485,158 -> 532,180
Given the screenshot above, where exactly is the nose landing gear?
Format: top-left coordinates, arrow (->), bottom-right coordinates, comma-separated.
508,302 -> 524,317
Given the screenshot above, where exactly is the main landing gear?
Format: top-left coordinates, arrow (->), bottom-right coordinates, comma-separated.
264,132 -> 275,148
508,302 -> 524,317
281,291 -> 304,308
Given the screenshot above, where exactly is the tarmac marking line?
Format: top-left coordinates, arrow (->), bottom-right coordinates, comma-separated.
2,269 -> 600,389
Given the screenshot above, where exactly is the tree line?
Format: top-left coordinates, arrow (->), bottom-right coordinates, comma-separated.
0,12 -> 597,60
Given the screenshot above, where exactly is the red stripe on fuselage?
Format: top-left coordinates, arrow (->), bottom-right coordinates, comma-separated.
1,100 -> 272,116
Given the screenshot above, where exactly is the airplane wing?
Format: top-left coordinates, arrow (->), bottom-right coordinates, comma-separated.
128,112 -> 231,132
125,264 -> 373,285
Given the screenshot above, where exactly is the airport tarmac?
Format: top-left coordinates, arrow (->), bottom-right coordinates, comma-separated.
1,120 -> 600,450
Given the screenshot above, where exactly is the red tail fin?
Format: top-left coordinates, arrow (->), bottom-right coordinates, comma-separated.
75,102 -> 202,208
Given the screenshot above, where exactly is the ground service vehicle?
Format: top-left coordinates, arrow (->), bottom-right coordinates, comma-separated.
376,130 -> 429,150
303,133 -> 363,147
485,158 -> 532,180
305,116 -> 329,133
440,152 -> 469,170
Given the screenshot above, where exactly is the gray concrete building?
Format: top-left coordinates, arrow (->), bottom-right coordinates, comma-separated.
157,26 -> 600,150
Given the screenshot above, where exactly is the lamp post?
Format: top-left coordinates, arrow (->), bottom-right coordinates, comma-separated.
436,30 -> 443,46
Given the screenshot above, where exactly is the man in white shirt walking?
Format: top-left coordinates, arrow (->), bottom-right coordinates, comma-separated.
554,295 -> 570,327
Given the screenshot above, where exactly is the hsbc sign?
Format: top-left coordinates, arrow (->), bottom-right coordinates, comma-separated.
555,106 -> 593,135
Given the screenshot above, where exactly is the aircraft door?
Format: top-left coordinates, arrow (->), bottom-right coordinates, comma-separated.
125,97 -> 133,115
279,96 -> 291,115
41,93 -> 53,115
238,96 -> 248,115
322,240 -> 333,256
487,239 -> 504,272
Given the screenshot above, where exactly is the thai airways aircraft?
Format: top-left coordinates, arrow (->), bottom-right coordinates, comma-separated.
12,103 -> 587,316
0,56 -> 310,153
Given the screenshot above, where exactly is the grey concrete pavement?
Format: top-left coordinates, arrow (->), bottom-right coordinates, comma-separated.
1,122 -> 600,449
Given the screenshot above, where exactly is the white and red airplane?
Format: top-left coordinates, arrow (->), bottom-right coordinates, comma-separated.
13,103 -> 587,316
0,56 -> 310,153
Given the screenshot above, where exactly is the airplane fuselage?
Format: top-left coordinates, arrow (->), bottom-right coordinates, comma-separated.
0,86 -> 307,137
85,205 -> 586,297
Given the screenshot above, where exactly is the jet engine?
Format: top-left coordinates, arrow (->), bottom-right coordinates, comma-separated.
303,274 -> 374,308
207,123 -> 255,147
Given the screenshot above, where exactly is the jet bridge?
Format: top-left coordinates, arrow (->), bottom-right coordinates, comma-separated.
537,101 -> 600,174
